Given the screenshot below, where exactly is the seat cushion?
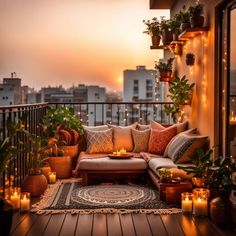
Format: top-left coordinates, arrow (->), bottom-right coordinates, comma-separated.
79,157 -> 147,171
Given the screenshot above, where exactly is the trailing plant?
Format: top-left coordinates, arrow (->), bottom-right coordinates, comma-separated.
0,118 -> 24,174
143,17 -> 161,36
189,3 -> 203,17
164,75 -> 194,120
155,58 -> 174,72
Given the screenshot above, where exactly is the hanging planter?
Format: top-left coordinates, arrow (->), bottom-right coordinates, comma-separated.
155,58 -> 174,83
186,53 -> 195,66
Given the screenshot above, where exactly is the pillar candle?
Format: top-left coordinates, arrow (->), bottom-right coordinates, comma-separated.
48,172 -> 56,184
20,193 -> 30,212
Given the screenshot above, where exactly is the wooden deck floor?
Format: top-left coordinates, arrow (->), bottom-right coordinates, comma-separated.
10,211 -> 235,236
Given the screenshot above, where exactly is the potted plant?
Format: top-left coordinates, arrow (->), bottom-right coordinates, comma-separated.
179,5 -> 191,32
155,57 -> 174,82
189,3 -> 204,28
186,53 -> 195,66
163,75 -> 195,122
160,16 -> 173,45
178,148 -> 213,187
21,132 -> 48,197
170,14 -> 181,40
47,139 -> 72,179
41,107 -> 83,161
143,17 -> 161,47
0,118 -> 24,235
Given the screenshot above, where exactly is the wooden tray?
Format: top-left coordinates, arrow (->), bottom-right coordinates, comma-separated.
108,154 -> 133,159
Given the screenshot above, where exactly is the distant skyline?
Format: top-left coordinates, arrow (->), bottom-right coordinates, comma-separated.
0,0 -> 168,91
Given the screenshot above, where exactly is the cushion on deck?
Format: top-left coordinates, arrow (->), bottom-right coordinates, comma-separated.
79,157 -> 147,171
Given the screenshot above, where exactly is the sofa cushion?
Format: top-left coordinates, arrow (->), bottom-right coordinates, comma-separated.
85,129 -> 113,154
79,157 -> 147,171
83,125 -> 109,131
150,120 -> 188,134
137,124 -> 150,130
108,123 -> 137,151
166,133 -> 209,164
132,129 -> 150,152
148,127 -> 177,155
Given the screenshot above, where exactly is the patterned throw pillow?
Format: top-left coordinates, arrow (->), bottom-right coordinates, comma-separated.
167,133 -> 209,164
108,123 -> 137,151
148,127 -> 177,155
85,129 -> 113,154
150,120 -> 188,134
132,129 -> 150,152
83,125 -> 109,131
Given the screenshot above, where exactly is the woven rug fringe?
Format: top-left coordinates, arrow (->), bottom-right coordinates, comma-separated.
31,208 -> 182,215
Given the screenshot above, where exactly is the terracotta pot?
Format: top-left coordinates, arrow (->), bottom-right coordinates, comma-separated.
0,197 -> 13,235
162,29 -> 173,45
41,165 -> 51,181
61,145 -> 79,159
22,174 -> 48,197
190,16 -> 204,28
151,35 -> 161,47
192,177 -> 204,187
159,71 -> 172,82
180,23 -> 190,32
186,57 -> 195,66
210,194 -> 231,227
48,156 -> 72,179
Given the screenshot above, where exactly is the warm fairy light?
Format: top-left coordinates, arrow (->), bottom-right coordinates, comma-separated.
189,66 -> 193,75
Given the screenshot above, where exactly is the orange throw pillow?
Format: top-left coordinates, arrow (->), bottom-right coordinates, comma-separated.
148,127 -> 177,155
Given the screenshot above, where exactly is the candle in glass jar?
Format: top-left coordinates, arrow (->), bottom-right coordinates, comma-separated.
193,198 -> 208,216
20,192 -> 30,212
10,187 -> 21,209
48,172 -> 56,184
181,192 -> 193,213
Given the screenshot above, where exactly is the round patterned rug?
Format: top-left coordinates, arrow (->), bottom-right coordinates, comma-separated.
71,185 -> 156,206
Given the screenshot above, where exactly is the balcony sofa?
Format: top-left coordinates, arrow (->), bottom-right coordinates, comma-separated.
73,121 -> 209,186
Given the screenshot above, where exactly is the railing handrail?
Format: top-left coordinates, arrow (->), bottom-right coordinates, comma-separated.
48,102 -> 173,105
0,102 -> 48,109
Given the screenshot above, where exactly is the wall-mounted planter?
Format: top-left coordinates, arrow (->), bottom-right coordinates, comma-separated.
186,53 -> 195,66
190,16 -> 204,28
159,71 -> 173,82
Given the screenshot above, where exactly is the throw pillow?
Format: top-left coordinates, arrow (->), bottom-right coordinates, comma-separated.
83,125 -> 109,131
150,120 -> 188,134
108,123 -> 137,151
167,133 -> 209,164
163,128 -> 197,158
136,124 -> 150,130
85,128 -> 113,154
131,129 -> 150,152
148,126 -> 177,155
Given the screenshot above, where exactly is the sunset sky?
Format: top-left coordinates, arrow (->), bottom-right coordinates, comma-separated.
0,0 -> 168,91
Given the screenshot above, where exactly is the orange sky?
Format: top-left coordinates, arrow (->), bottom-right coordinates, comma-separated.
0,0 -> 169,91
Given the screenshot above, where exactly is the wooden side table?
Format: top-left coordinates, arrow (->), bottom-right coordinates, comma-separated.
157,181 -> 192,205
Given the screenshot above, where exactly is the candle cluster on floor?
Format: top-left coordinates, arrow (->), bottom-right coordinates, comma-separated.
181,188 -> 210,217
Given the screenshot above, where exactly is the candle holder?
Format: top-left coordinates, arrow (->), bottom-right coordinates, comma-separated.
193,188 -> 210,217
20,192 -> 30,212
10,187 -> 21,209
48,172 -> 57,184
181,192 -> 193,214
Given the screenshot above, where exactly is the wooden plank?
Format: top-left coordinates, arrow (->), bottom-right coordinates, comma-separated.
59,214 -> 78,236
11,211 -> 28,233
43,214 -> 66,236
27,214 -> 51,236
75,214 -> 93,236
146,214 -> 168,236
161,214 -> 185,236
92,214 -> 107,236
119,214 -> 136,236
132,213 -> 152,236
11,213 -> 38,236
193,217 -> 225,236
106,214 -> 122,236
176,214 -> 202,236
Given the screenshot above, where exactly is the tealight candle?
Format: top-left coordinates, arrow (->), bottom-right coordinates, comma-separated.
10,187 -> 21,209
20,192 -> 30,212
193,188 -> 210,217
181,192 -> 193,214
120,148 -> 126,155
48,172 -> 56,184
116,151 -> 121,156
